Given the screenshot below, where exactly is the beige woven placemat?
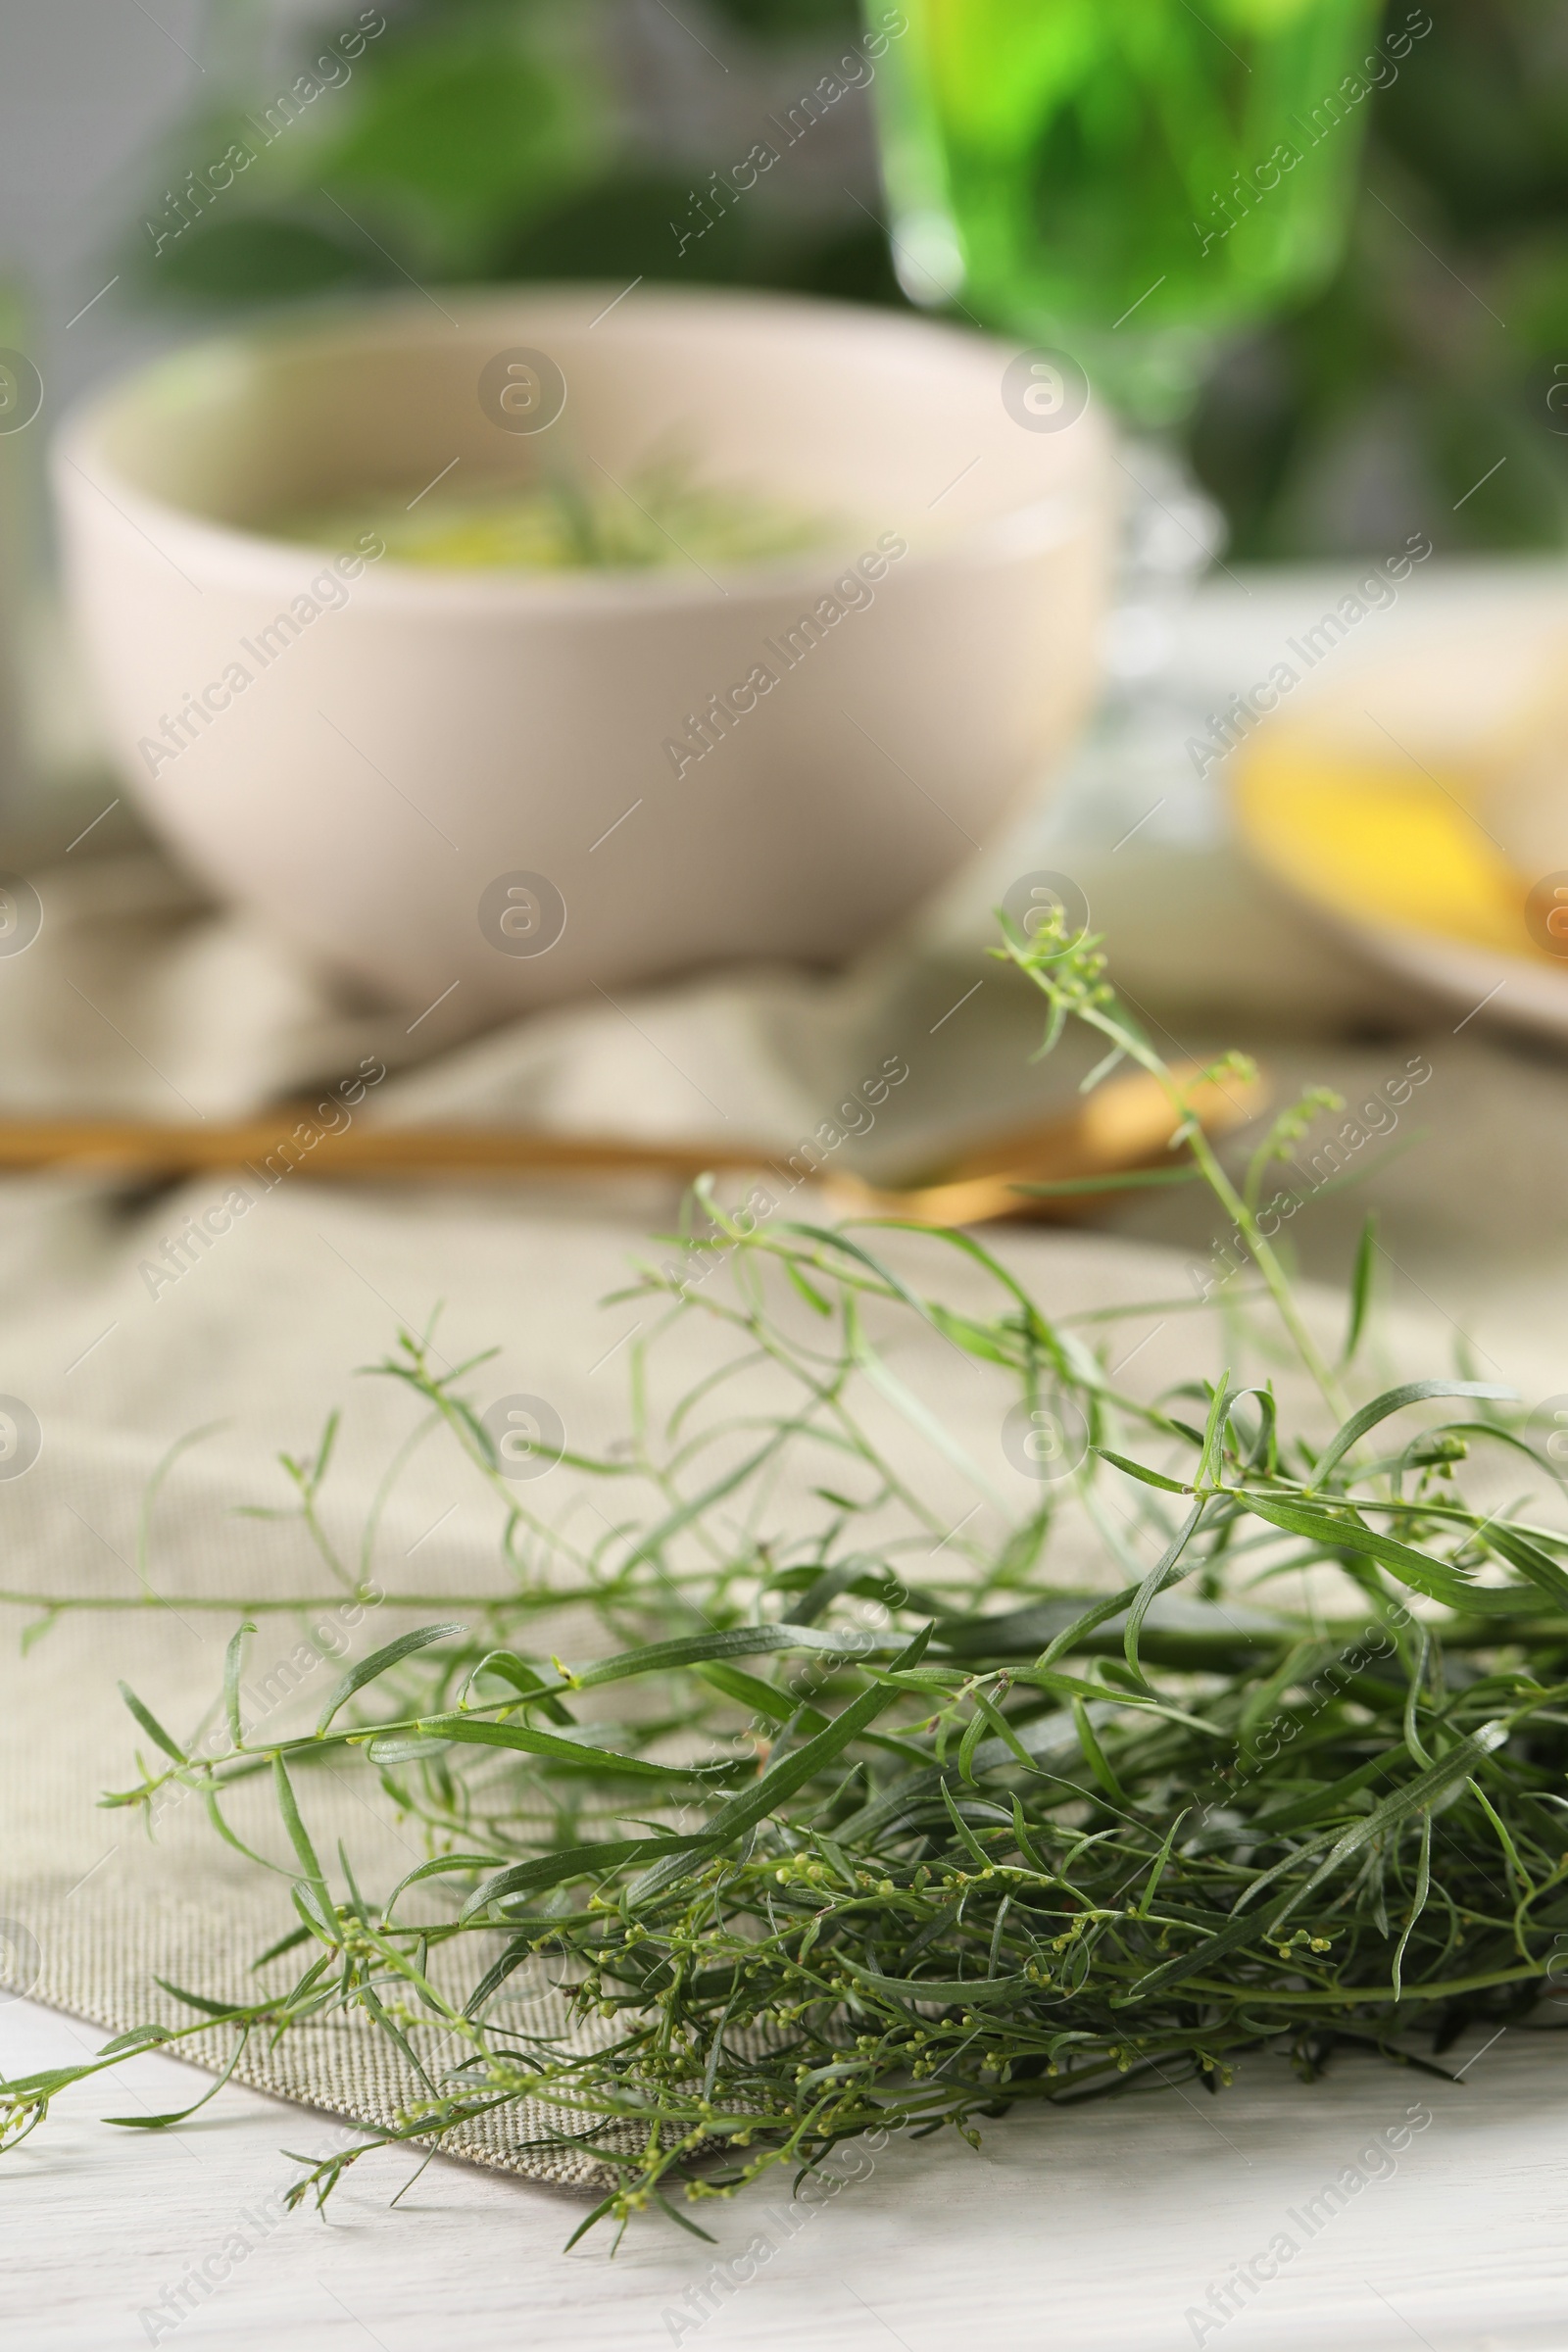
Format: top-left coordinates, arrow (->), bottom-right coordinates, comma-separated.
0,1271 -> 651,2190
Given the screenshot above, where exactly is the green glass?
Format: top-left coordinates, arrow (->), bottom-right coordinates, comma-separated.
869,0 -> 1385,422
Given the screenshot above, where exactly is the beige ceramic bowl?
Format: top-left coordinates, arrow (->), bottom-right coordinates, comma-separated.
55,286 -> 1113,1022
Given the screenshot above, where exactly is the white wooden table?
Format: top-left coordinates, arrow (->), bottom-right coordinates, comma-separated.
6,1990 -> 1566,2351
8,559 -> 1568,2346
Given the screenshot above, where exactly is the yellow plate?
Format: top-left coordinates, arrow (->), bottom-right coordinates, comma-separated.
1231,622 -> 1568,1036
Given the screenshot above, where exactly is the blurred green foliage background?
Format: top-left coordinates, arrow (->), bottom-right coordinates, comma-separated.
127,0 -> 1568,560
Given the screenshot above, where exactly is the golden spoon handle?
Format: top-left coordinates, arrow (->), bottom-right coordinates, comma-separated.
0,1062 -> 1263,1226
0,1118 -> 764,1179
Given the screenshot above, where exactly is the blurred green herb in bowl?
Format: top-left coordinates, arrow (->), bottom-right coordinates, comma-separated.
274,456 -> 844,572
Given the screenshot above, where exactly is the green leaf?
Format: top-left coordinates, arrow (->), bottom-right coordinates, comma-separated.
415,1716 -> 718,1782
839,1955 -> 1026,2008
464,1651 -> 575,1724
1479,1523 -> 1568,1610
572,1622 -> 881,1690
202,1788 -> 272,1873
20,1609 -> 59,1656
940,1776 -> 994,1866
1036,1676 -> 1225,1740
118,1682 -> 186,1764
969,1686 -> 1041,1774
957,1700 -> 988,1787
784,1259 -> 832,1315
383,1852 -> 511,1912
104,2028 -> 248,2129
1035,1584 -> 1148,1674
690,1661 -> 792,1721
1231,1384 -> 1278,1476
1234,1490 -> 1544,1616
1308,1382 -> 1516,1490
1124,1499 -> 1207,1686
316,1622 -> 466,1736
1198,1375 -> 1233,1489
1342,1213 -> 1377,1365
292,1881 -> 340,1944
1072,1698 -> 1128,1807
223,1621 -> 254,1749
366,1734 -> 454,1765
463,1836 -> 700,1922
1392,1813 -> 1433,2001
1095,1450 -> 1193,1494
272,1755 -> 327,1897
150,1977 -> 249,2020
925,1304 -> 1024,1369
